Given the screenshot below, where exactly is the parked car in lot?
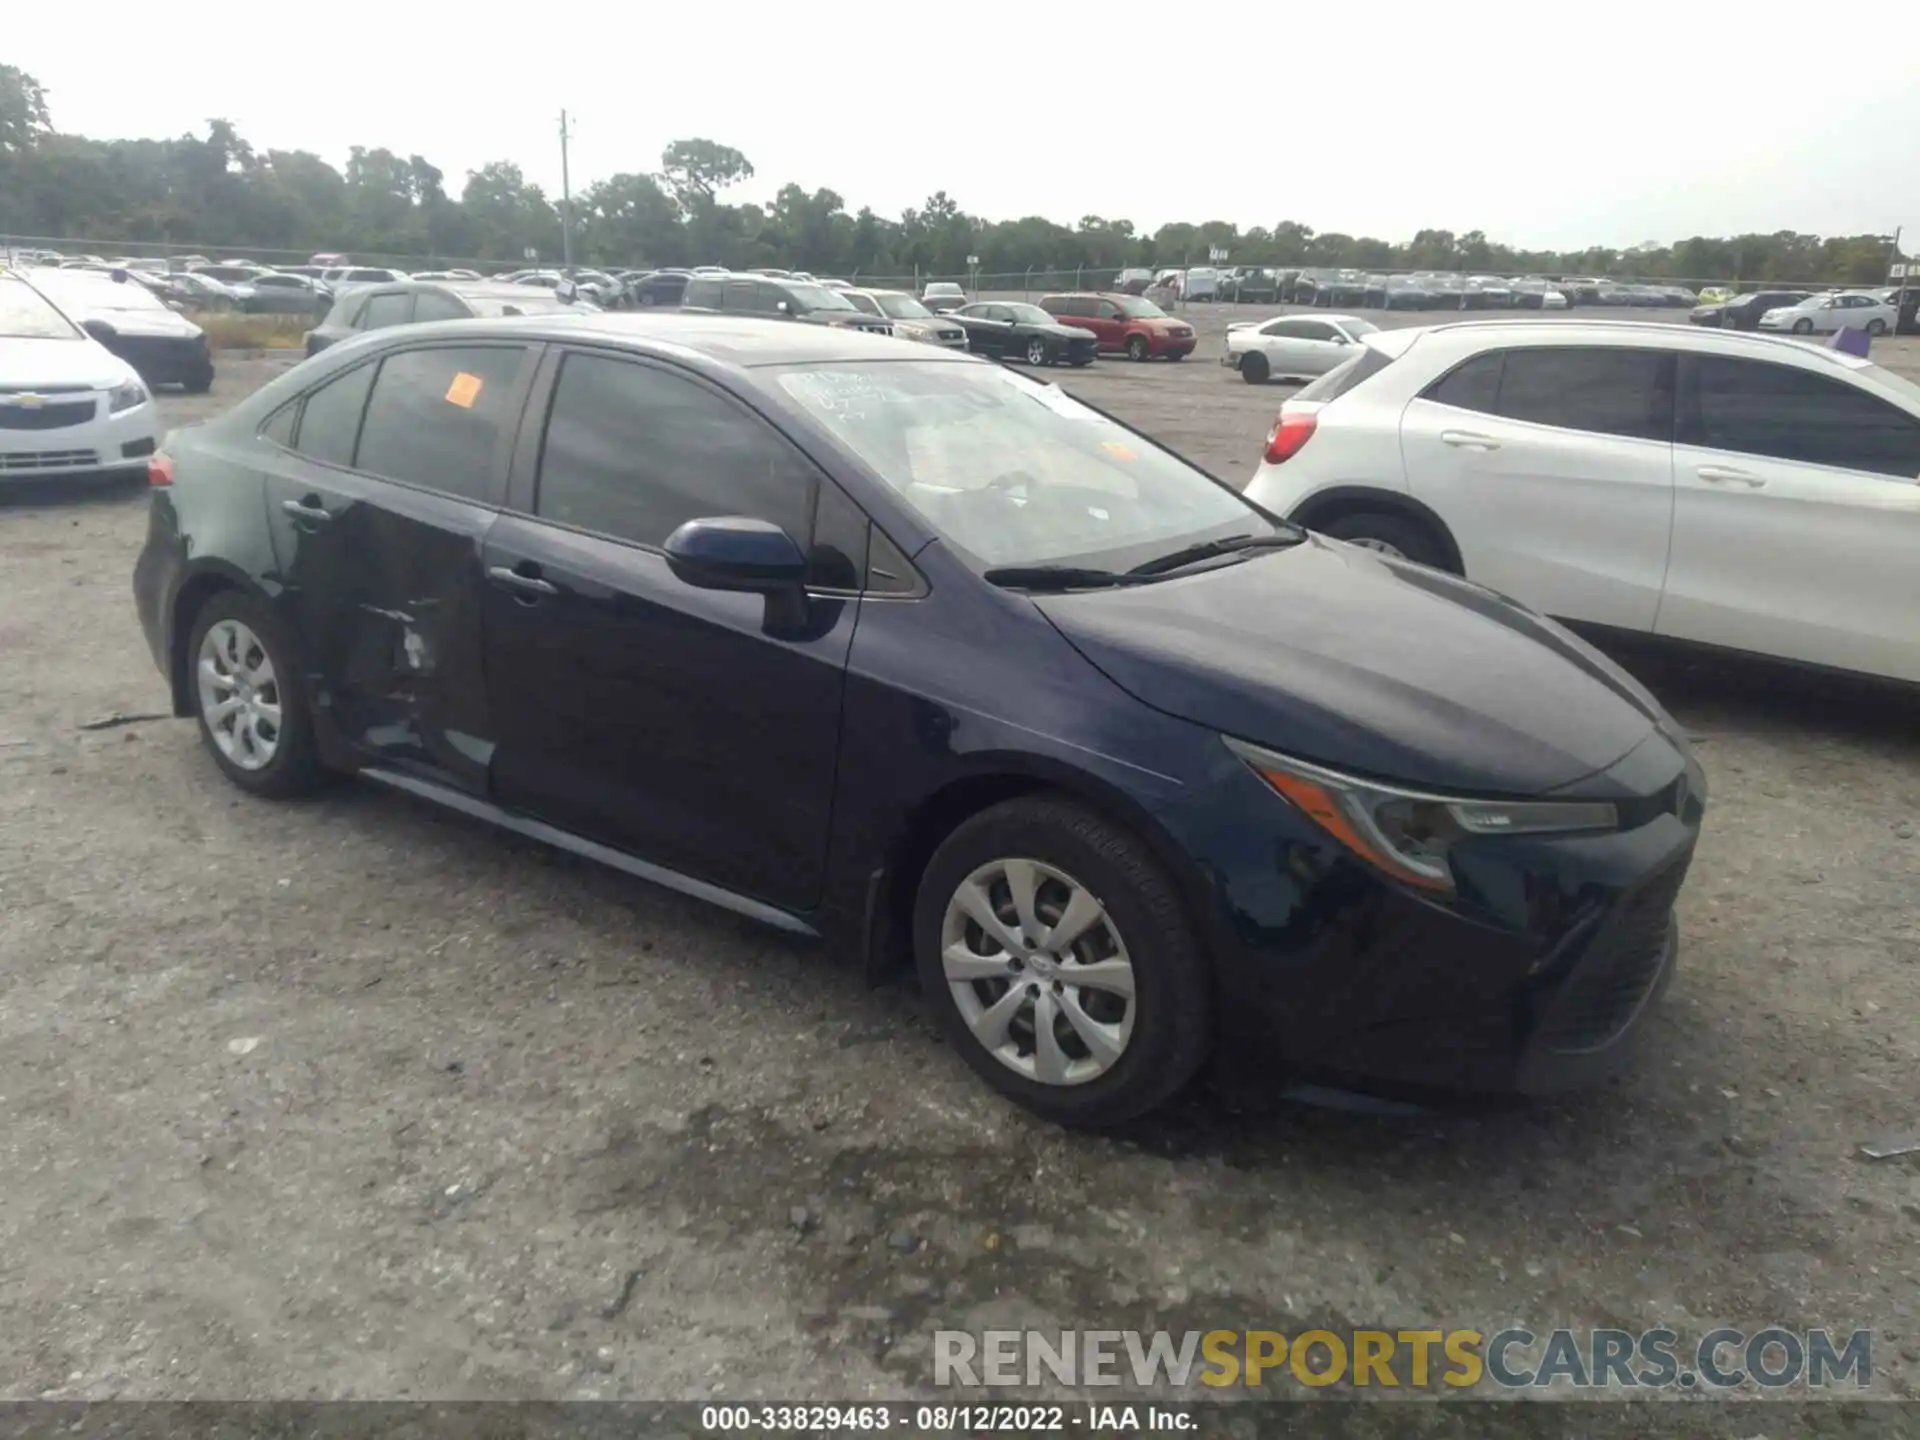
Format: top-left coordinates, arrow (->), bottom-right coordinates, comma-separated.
1179,266 -> 1222,301
306,280 -> 598,357
1364,275 -> 1434,310
24,267 -> 214,393
243,272 -> 332,316
1757,291 -> 1897,336
190,263 -> 270,291
1111,268 -> 1155,296
1414,273 -> 1473,309
946,301 -> 1096,365
842,289 -> 968,348
500,270 -> 622,307
1688,290 -> 1810,331
1219,267 -> 1280,303
0,270 -> 162,483
1467,276 -> 1514,308
1508,278 -> 1568,309
132,311 -> 1707,1124
322,265 -> 411,292
921,281 -> 968,313
681,273 -> 895,335
629,269 -> 693,307
1243,319 -> 1920,685
1225,313 -> 1379,384
1297,269 -> 1369,308
161,271 -> 245,312
1037,292 -> 1196,360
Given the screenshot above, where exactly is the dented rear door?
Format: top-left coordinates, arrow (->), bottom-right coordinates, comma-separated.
261,340 -> 539,792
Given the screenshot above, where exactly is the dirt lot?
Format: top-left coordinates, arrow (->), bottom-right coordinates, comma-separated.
0,314 -> 1917,1409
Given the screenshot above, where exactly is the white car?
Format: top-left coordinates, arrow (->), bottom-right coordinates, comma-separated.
0,270 -> 161,483
839,288 -> 969,348
921,281 -> 968,313
1224,312 -> 1379,384
1757,291 -> 1897,336
1180,266 -> 1222,301
1242,319 -> 1920,684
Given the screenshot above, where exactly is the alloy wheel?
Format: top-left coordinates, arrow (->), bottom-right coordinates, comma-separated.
1027,337 -> 1049,365
940,857 -> 1136,1087
197,619 -> 282,771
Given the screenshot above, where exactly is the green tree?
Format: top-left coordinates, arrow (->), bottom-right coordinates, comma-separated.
0,63 -> 51,155
658,138 -> 753,206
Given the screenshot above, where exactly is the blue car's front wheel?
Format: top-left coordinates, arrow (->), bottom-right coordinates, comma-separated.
913,794 -> 1211,1128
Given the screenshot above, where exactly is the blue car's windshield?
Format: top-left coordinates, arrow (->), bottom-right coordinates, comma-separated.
776,360 -> 1268,570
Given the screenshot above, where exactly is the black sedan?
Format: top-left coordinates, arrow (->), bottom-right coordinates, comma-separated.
26,266 -> 215,392
305,280 -> 597,357
947,302 -> 1097,366
133,311 -> 1704,1127
1688,289 -> 1810,332
629,269 -> 692,307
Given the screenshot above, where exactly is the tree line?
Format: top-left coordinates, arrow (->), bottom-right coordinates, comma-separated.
0,65 -> 1902,286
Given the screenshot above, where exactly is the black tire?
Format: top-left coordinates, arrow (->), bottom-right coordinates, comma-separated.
1125,335 -> 1150,362
1240,351 -> 1270,384
1792,318 -> 1813,335
913,795 -> 1211,1128
1068,354 -> 1093,367
185,590 -> 328,799
1319,510 -> 1452,570
1867,318 -> 1888,337
1025,336 -> 1051,366
183,368 -> 214,395
1167,351 -> 1186,361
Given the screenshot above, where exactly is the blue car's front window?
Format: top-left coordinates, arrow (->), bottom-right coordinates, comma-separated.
775,360 -> 1265,570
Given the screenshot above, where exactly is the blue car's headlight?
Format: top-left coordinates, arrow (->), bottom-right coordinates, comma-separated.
1224,737 -> 1618,893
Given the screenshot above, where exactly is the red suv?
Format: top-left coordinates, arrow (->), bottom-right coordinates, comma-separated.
1038,292 -> 1196,361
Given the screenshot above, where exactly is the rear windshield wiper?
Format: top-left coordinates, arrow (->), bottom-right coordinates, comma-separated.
1125,531 -> 1304,578
982,565 -> 1146,592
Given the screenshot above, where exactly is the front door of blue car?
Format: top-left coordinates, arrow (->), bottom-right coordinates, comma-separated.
478,346 -> 861,912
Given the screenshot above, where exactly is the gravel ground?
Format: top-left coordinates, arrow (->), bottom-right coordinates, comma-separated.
0,317 -> 1916,1407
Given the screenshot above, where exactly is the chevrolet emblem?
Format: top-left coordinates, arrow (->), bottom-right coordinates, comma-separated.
3,394 -> 46,409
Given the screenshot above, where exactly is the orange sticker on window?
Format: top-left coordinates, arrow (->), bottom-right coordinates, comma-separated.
445,372 -> 483,408
1101,441 -> 1137,460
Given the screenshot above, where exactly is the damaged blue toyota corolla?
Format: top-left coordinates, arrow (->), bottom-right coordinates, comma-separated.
133,312 -> 1705,1127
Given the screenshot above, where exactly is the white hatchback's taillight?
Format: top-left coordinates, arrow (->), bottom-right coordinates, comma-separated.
147,451 -> 174,487
1263,410 -> 1318,465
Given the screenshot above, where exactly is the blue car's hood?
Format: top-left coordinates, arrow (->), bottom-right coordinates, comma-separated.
1034,536 -> 1670,796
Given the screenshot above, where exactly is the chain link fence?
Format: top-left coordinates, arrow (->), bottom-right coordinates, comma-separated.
1,233 -> 524,275
5,235 -> 1900,301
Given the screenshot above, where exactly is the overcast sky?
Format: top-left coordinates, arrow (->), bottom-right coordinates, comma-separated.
12,0 -> 1919,252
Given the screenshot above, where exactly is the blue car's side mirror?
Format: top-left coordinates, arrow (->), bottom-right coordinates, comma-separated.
664,516 -> 806,592
665,517 -> 810,629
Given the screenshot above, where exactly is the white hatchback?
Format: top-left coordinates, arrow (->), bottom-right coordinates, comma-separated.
1,272 -> 161,482
1757,291 -> 1898,337
1242,319 -> 1920,684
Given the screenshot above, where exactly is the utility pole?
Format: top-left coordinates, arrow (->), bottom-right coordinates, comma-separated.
558,109 -> 574,273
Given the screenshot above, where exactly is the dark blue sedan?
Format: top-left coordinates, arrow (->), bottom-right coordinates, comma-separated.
133,312 -> 1705,1127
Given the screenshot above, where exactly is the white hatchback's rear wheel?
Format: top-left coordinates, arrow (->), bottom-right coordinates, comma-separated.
1319,511 -> 1454,571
